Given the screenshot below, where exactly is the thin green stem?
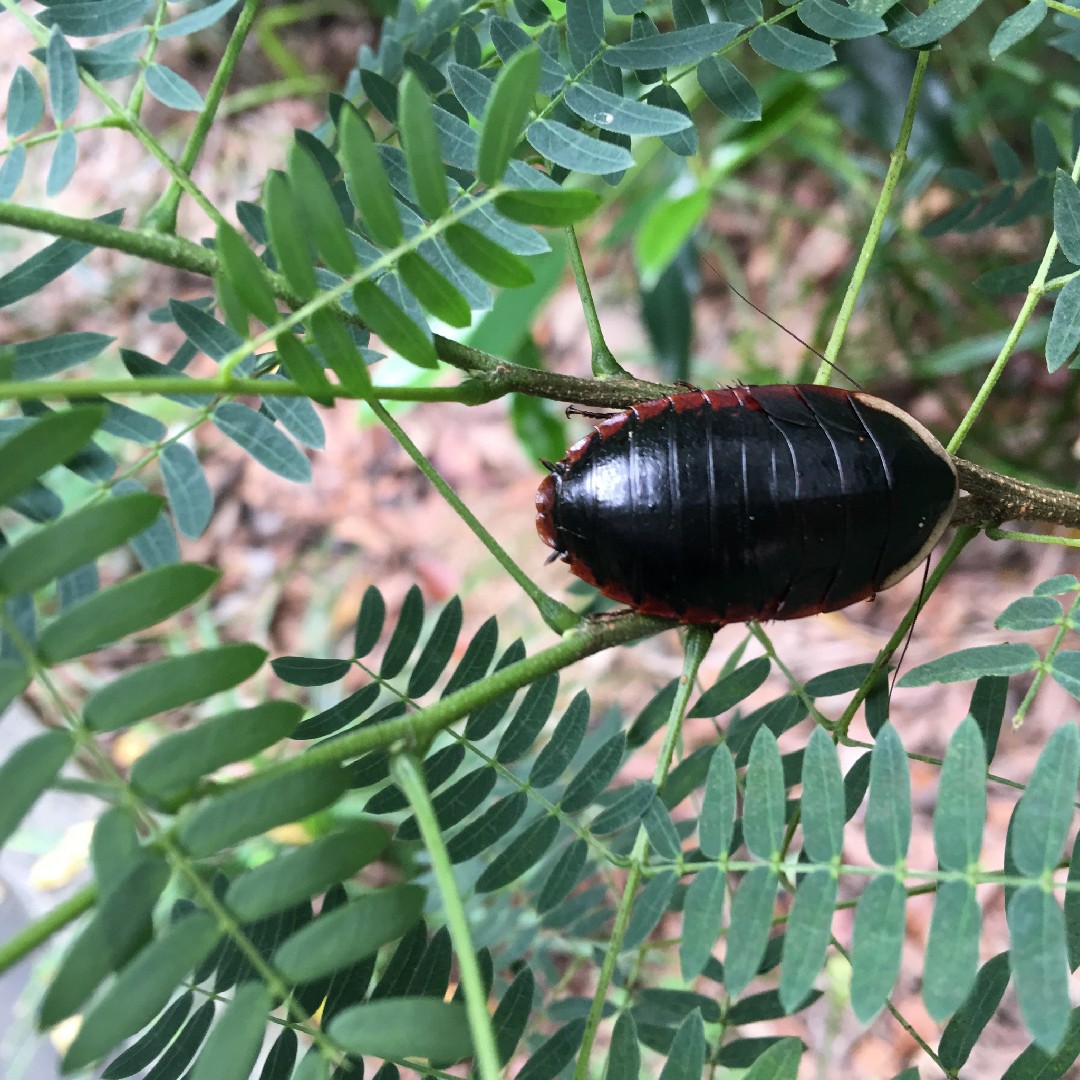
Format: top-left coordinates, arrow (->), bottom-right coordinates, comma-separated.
835,526 -> 978,739
0,376 -> 498,404
367,398 -> 579,632
0,201 -> 218,275
391,753 -> 502,1080
573,627 -> 713,1080
984,528 -> 1080,547
0,201 -> 669,407
0,885 -> 97,973
748,622 -> 833,732
220,77 -> 336,117
565,226 -> 627,378
233,612 -> 672,789
143,0 -> 264,233
1010,588 -> 1080,730
816,50 -> 931,384
948,143 -> 1080,454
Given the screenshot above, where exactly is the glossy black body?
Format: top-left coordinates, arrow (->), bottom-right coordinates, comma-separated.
536,385 -> 958,625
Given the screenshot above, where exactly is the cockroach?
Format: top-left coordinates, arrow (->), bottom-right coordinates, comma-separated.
535,383 -> 958,626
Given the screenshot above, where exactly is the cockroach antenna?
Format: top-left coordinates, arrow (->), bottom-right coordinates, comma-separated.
701,256 -> 865,393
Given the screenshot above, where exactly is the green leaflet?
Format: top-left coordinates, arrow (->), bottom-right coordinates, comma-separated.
62,912 -> 221,1072
933,717 -> 987,871
178,761 -> 348,857
724,866 -> 778,998
0,492 -> 164,595
445,223 -> 535,288
130,700 -> 303,808
214,221 -> 280,326
800,728 -> 844,862
37,563 -> 219,663
263,170 -> 316,297
779,871 -> 836,1014
0,405 -> 104,510
352,279 -> 438,369
274,884 -> 425,982
188,982 -> 271,1080
338,105 -> 403,248
285,141 -> 356,277
327,999 -> 472,1062
477,47 -> 541,185
397,251 -> 472,328
1008,887 -> 1070,1051
84,642 -> 267,731
38,856 -> 170,1027
742,728 -> 786,859
850,875 -> 906,1022
0,730 -> 72,851
213,402 -> 312,482
1010,724 -> 1080,875
494,188 -> 602,227
698,744 -> 736,859
923,882 -> 981,1021
399,71 -> 449,219
865,724 -> 911,866
680,865 -> 726,980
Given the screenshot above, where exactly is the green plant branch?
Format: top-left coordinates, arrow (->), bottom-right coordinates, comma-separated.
952,458 -> 1080,530
367,398 -> 578,632
0,620 -> 343,1060
439,723 -> 636,869
0,885 -> 97,973
835,526 -> 979,740
0,201 -> 218,274
949,145 -> 1080,454
225,612 -> 673,793
815,49 -> 931,385
1009,588 -> 1080,730
392,752 -> 502,1080
0,0 -> 225,225
143,0 -> 264,233
984,528 -> 1080,546
828,937 -> 945,1073
572,627 -> 713,1080
565,225 -> 627,378
747,622 -> 833,731
220,76 -> 337,117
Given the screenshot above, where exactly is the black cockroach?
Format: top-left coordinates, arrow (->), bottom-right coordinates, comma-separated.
535,383 -> 958,626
